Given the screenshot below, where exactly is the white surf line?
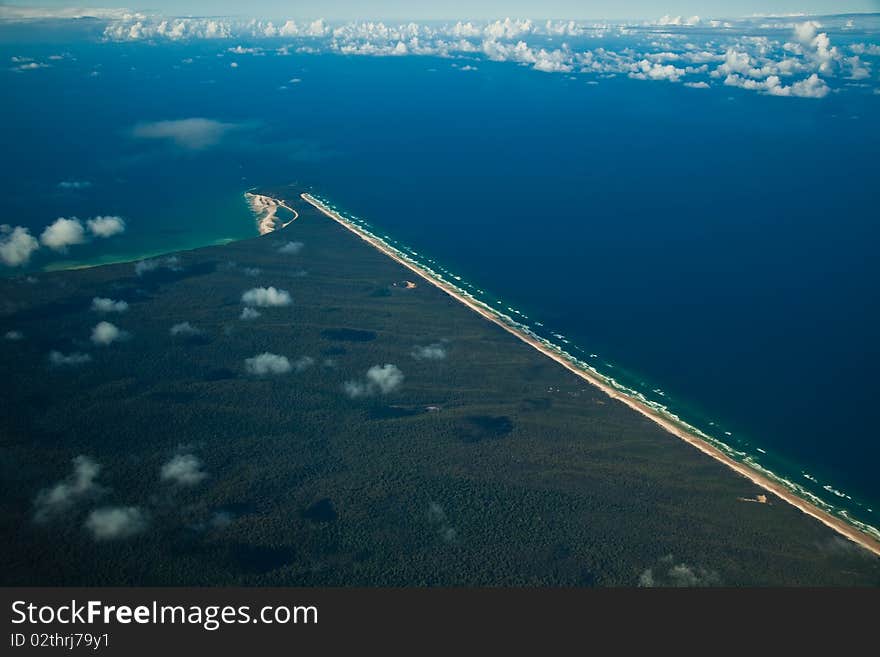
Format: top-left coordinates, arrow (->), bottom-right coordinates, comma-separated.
299,192 -> 880,558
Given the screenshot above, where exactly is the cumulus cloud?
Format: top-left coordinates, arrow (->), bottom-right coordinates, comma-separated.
40,217 -> 86,252
0,225 -> 39,266
411,343 -> 447,361
724,72 -> 829,98
48,350 -> 92,366
638,555 -> 720,587
169,321 -> 203,336
132,118 -> 240,150
228,45 -> 262,55
33,456 -> 103,521
91,321 -> 127,346
134,256 -> 182,276
278,241 -> 304,254
94,15 -> 877,98
342,380 -> 370,398
850,43 -> 880,56
292,356 -> 315,372
343,364 -> 404,398
240,307 -> 261,320
367,364 -> 404,393
84,506 -> 147,540
160,454 -> 208,486
91,297 -> 128,313
241,286 -> 291,307
86,215 -> 126,238
629,59 -> 687,82
794,20 -> 821,45
58,180 -> 92,190
11,61 -> 49,72
244,352 -> 292,375
103,15 -> 231,40
427,501 -> 458,544
656,15 -> 701,27
4,330 -> 24,341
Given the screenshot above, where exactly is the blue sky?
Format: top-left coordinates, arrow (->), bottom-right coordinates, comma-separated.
4,1 -> 880,20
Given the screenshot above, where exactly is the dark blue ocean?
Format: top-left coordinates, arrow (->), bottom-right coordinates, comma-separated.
2,23 -> 879,533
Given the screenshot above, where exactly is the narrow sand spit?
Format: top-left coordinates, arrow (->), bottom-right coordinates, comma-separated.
245,192 -> 299,235
299,192 -> 880,558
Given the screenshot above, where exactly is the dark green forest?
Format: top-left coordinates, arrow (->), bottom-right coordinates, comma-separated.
1,184 -> 878,586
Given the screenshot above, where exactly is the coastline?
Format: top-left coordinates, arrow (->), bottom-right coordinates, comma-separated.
245,192 -> 299,235
7,193 -> 265,277
299,191 -> 880,558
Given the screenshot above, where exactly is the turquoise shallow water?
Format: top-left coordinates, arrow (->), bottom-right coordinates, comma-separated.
1,32 -> 879,537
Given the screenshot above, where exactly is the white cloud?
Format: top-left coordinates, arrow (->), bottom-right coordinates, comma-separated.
4,330 -> 24,341
169,321 -> 203,336
0,225 -> 39,267
685,81 -> 710,88
343,364 -> 404,398
278,241 -> 304,254
656,15 -> 701,27
240,307 -> 261,320
103,16 -> 231,41
86,215 -> 126,238
91,321 -> 127,346
33,456 -> 102,521
412,343 -> 447,361
48,350 -> 92,366
40,217 -> 85,252
58,180 -> 92,190
850,43 -> 880,56
367,364 -> 404,393
12,61 -> 49,72
629,59 -> 686,81
427,501 -> 458,544
241,286 -> 291,307
485,18 -> 533,40
342,380 -> 370,398
91,297 -> 128,313
82,15 -> 880,98
845,56 -> 871,80
160,454 -> 208,486
245,352 -> 292,375
132,118 -> 240,150
794,21 -> 821,45
788,73 -> 830,98
228,45 -> 262,55
533,51 -> 573,73
292,356 -> 315,372
84,506 -> 147,540
134,256 -> 181,276
638,554 -> 720,587
724,72 -> 829,98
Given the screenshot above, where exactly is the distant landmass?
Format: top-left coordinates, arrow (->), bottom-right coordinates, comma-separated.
1,184 -> 878,586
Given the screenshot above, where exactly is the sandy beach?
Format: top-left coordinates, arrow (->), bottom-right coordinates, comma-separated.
299,192 -> 880,558
245,192 -> 299,235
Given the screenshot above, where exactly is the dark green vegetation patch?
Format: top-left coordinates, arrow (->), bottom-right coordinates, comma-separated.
0,184 -> 878,586
321,328 -> 377,342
